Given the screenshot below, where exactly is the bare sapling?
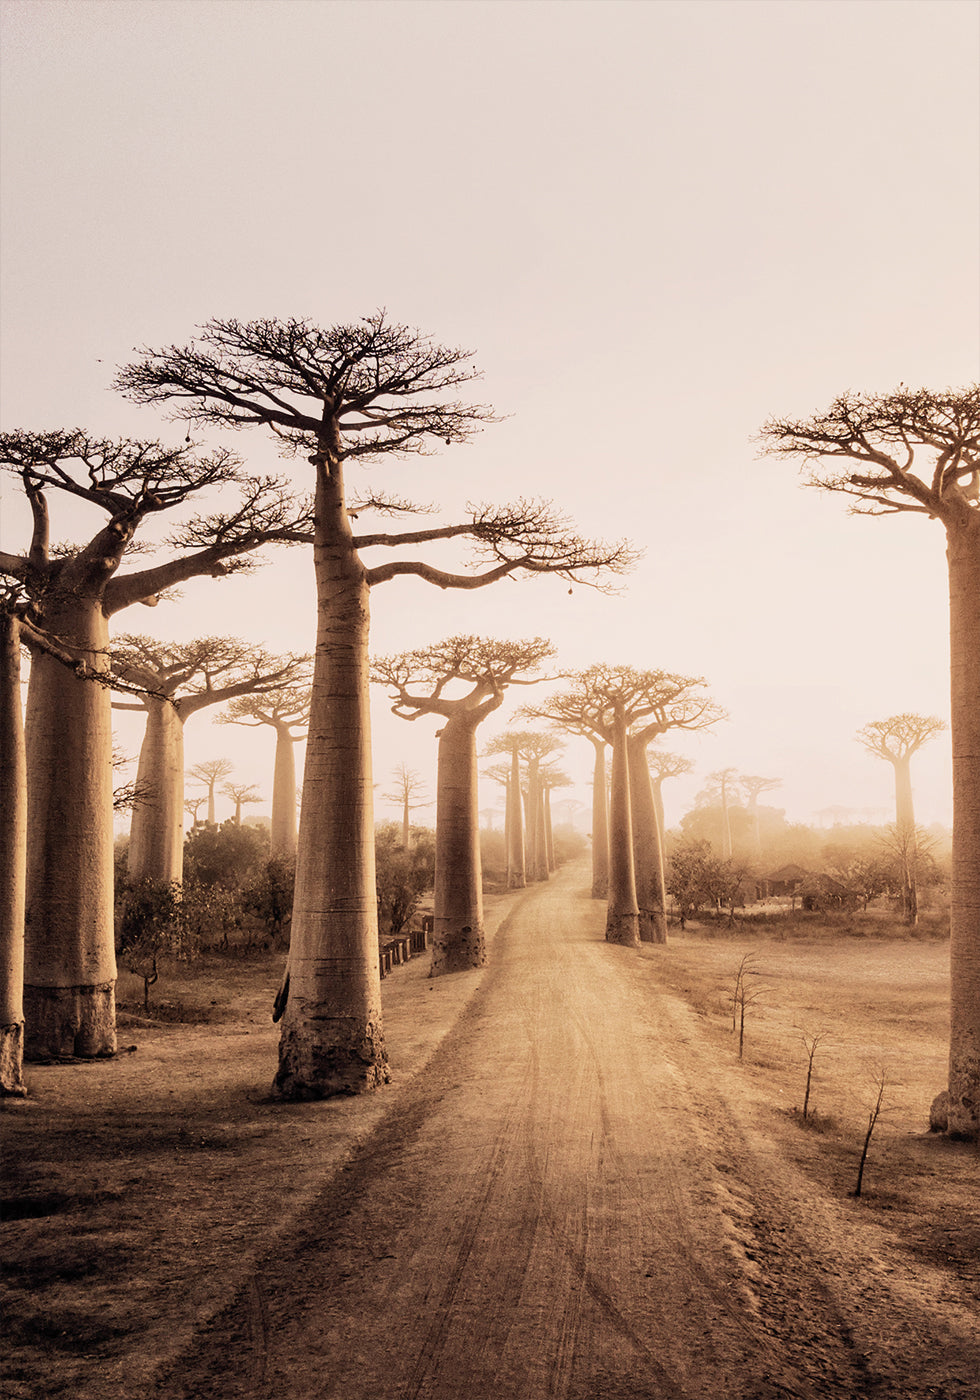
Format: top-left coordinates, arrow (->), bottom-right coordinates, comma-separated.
799,1028 -> 828,1122
854,1066 -> 888,1198
731,952 -> 766,1059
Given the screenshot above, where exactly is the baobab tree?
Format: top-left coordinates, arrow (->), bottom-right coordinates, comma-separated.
857,714 -> 946,927
222,781 -> 263,826
482,736 -> 532,890
528,667 -> 723,943
759,384 -> 979,1138
486,729 -> 564,885
481,759 -> 524,887
113,636 -> 308,885
117,314 -> 635,1097
383,763 -> 431,849
540,767 -> 572,872
219,683 -> 312,857
519,690 -> 610,899
740,774 -> 782,860
647,750 -> 695,844
372,636 -> 554,972
188,757 -> 234,824
697,768 -> 741,860
0,430 -> 308,1060
0,585 -> 166,1091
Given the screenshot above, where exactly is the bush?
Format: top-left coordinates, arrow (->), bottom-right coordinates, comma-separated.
375,822 -> 435,934
242,857 -> 295,948
183,819 -> 270,890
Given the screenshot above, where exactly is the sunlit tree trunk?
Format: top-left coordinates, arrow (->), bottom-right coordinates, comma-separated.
544,786 -> 555,872
507,748 -> 526,888
888,754 -> 918,927
274,458 -> 388,1098
24,599 -> 116,1059
605,704 -> 639,946
590,737 -> 609,900
720,779 -> 733,860
628,734 -> 668,944
432,711 -> 486,973
0,615 -> 27,1094
531,761 -> 549,882
946,517 -> 980,1137
651,776 -> 666,850
128,699 -> 185,885
271,722 -> 298,859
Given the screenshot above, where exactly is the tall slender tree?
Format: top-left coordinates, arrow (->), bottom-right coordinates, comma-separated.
0,431 -> 307,1059
222,781 -> 263,826
113,636 -> 308,884
647,749 -> 695,845
739,774 -> 782,861
759,384 -> 979,1138
481,758 -> 525,888
118,314 -> 635,1097
373,636 -> 554,972
219,682 -> 312,857
383,763 -> 431,850
526,667 -> 722,942
704,768 -> 740,860
188,757 -> 234,824
857,714 -> 946,927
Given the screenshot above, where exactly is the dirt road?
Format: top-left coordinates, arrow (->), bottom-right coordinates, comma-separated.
157,865 -> 979,1400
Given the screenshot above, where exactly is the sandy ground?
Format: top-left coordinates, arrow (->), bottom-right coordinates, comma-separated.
3,860 -> 978,1399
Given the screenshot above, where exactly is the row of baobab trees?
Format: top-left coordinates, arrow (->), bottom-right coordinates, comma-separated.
0,313 -> 976,1136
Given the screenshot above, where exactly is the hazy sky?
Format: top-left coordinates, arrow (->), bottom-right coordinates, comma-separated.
1,0 -> 977,834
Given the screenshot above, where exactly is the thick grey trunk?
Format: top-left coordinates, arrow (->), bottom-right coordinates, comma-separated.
0,615 -> 27,1094
128,700 -> 185,884
270,724 -> 298,859
24,598 -> 116,1059
628,735 -> 668,944
591,740 -> 609,899
432,714 -> 486,973
946,517 -> 980,1138
605,708 -> 639,947
274,461 -> 387,1098
506,751 -> 526,888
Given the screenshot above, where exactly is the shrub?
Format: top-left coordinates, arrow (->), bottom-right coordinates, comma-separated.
375,823 -> 435,934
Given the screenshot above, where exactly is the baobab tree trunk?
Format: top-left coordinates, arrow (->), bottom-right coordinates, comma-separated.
590,738 -> 609,900
23,600 -> 116,1059
532,764 -> 550,882
523,758 -> 548,882
628,735 -> 668,944
274,460 -> 388,1099
0,615 -> 27,1094
506,749 -> 526,889
605,706 -> 640,947
271,723 -> 298,859
544,786 -> 555,872
432,712 -> 486,974
720,780 -> 733,860
128,699 -> 185,885
945,518 -> 980,1138
890,754 -> 918,927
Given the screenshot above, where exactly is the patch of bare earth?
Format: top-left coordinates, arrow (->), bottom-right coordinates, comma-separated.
3,864 -> 977,1399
